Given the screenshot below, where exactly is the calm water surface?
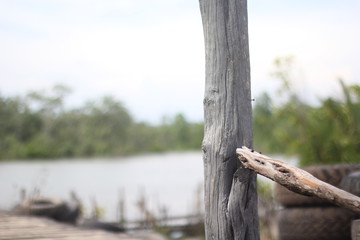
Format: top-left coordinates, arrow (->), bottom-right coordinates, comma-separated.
0,151 -> 204,221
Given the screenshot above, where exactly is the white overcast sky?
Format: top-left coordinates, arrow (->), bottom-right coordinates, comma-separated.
1,0 -> 360,123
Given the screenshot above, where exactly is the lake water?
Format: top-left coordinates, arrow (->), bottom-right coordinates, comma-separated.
0,151 -> 297,222
0,151 -> 204,222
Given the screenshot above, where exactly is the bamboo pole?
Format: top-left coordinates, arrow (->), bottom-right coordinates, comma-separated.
236,146 -> 360,215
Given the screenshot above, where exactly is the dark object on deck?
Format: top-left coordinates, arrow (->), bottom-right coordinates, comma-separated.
79,219 -> 125,232
341,171 -> 360,197
13,196 -> 80,223
278,207 -> 354,240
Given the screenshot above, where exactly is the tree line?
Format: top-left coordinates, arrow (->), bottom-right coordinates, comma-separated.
0,85 -> 203,160
253,57 -> 360,166
2,58 -> 360,164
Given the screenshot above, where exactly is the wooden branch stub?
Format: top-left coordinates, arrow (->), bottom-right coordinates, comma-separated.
236,146 -> 360,215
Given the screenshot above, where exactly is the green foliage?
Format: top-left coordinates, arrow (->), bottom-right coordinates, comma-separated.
253,57 -> 360,165
0,86 -> 203,160
5,62 -> 359,166
257,178 -> 273,200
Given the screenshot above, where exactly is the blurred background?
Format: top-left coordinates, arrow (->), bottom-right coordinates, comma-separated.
1,0 -> 360,239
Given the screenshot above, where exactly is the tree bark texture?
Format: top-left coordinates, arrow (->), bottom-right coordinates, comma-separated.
237,146 -> 360,215
199,0 -> 260,239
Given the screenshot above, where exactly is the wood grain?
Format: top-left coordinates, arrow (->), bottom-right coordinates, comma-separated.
199,0 -> 259,239
237,146 -> 360,215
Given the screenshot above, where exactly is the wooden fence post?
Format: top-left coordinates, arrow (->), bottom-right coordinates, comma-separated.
199,0 -> 260,239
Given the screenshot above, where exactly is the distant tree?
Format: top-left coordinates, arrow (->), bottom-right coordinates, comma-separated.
78,96 -> 133,156
0,86 -> 204,160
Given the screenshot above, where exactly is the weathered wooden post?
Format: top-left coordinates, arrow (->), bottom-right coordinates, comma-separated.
199,0 -> 260,239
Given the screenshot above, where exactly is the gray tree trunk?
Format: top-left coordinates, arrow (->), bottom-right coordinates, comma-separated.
199,0 -> 260,239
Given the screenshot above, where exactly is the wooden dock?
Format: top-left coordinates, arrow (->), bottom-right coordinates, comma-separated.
0,212 -> 166,240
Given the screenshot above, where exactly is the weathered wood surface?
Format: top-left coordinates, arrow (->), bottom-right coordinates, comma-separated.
0,212 -> 165,240
199,0 -> 259,239
236,146 -> 360,215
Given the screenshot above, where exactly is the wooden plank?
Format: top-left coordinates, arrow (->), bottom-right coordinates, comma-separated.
236,146 -> 360,215
0,212 -> 165,240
